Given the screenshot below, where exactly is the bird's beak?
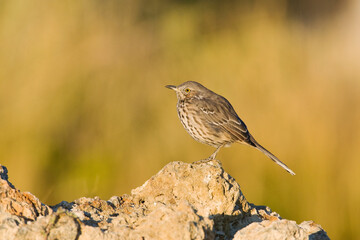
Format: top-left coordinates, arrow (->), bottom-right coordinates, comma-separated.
165,85 -> 178,92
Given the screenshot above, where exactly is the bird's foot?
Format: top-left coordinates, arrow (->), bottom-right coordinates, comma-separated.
193,159 -> 212,164
192,158 -> 221,166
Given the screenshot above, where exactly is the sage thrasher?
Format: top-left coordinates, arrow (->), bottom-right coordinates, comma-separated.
166,81 -> 295,175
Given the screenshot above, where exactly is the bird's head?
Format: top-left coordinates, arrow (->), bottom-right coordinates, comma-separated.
165,81 -> 208,100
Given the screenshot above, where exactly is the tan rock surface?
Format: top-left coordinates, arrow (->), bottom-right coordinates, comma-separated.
0,165 -> 52,222
0,162 -> 330,239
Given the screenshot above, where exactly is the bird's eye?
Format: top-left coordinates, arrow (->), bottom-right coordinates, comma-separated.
185,88 -> 191,93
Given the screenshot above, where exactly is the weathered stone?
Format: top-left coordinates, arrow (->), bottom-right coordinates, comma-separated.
131,160 -> 250,217
234,219 -> 329,240
0,162 -> 330,240
0,165 -> 52,222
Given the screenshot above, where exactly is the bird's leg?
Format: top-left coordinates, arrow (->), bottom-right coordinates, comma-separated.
193,146 -> 223,164
207,146 -> 222,160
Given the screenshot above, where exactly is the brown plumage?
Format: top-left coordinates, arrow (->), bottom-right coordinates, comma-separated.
166,81 -> 295,175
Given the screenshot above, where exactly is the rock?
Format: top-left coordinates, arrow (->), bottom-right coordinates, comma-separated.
0,165 -> 52,222
234,219 -> 328,240
0,162 -> 330,240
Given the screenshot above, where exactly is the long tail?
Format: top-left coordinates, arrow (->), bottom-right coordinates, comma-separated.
249,135 -> 296,175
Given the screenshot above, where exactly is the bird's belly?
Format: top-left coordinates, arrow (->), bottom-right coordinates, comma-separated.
177,106 -> 232,147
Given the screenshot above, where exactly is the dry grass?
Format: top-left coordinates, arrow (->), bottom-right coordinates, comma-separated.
0,1 -> 359,238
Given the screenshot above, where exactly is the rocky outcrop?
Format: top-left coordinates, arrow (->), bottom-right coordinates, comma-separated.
0,160 -> 330,239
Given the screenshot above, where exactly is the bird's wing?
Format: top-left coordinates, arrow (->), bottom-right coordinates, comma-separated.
193,96 -> 252,143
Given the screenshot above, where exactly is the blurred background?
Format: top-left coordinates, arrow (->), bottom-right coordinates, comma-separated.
0,0 -> 359,238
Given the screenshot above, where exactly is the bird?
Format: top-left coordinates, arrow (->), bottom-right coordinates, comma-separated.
165,81 -> 295,175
